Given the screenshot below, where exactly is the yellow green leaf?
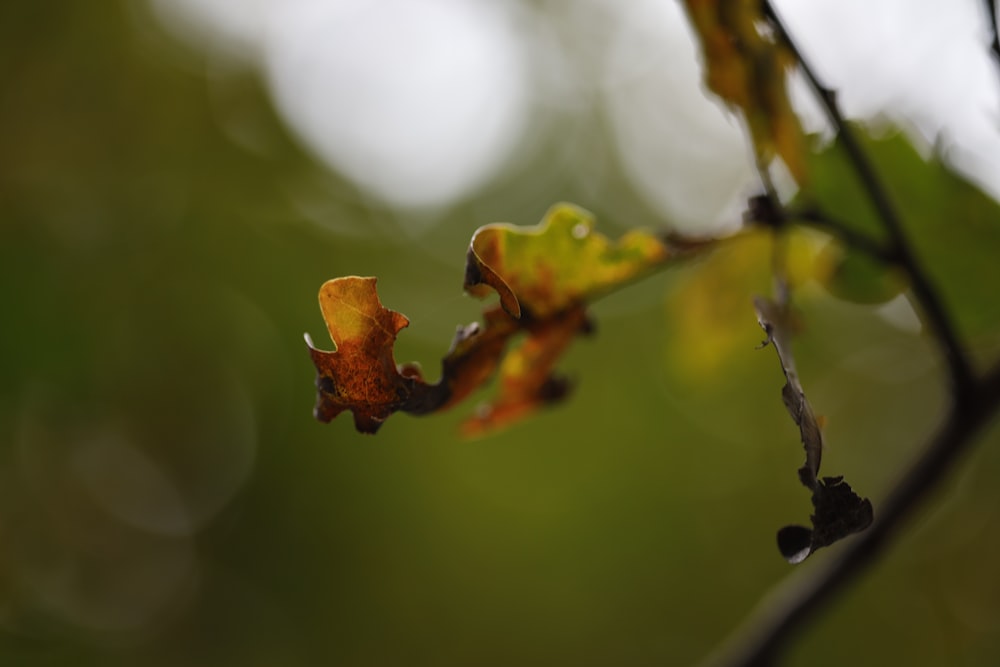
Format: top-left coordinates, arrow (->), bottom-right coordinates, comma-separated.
800,127 -> 1000,335
459,203 -> 704,435
816,241 -> 907,305
665,229 -> 772,379
664,227 -> 830,380
308,203 -> 710,436
465,203 -> 673,319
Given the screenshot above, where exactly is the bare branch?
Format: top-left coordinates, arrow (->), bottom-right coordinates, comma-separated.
763,0 -> 976,399
783,207 -> 893,264
700,361 -> 1000,667
984,0 -> 1000,89
696,4 -> 1000,665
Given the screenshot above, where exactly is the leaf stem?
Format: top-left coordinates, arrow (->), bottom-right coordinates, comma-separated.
783,207 -> 892,263
763,0 -> 976,398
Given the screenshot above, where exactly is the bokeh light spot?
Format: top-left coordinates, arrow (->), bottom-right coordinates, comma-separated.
263,0 -> 530,212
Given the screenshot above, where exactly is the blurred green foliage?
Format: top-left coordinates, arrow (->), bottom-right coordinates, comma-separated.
3,3 -> 1000,667
805,130 -> 1000,353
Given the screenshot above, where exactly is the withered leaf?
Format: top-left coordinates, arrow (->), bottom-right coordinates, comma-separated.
305,276 -> 421,433
305,276 -> 517,433
778,477 -> 874,564
461,306 -> 590,438
755,295 -> 822,488
307,204 -> 698,436
681,0 -> 807,182
755,295 -> 873,562
432,306 -> 519,413
461,203 -> 678,434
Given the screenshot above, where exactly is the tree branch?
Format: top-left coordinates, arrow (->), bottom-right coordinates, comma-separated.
700,361 -> 1000,667
984,0 -> 1000,89
783,207 -> 893,264
763,0 -> 976,399
695,3 -> 1000,665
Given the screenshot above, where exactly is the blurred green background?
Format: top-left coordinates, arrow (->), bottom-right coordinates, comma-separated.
3,2 -> 1000,666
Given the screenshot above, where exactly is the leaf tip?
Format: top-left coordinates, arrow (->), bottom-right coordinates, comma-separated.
464,241 -> 522,319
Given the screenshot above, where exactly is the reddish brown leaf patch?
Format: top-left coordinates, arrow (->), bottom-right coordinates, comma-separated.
307,204 -> 706,436
306,276 -> 418,433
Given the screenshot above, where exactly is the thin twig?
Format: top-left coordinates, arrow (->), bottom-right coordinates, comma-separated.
696,3 -> 1000,665
785,207 -> 893,263
984,0 -> 1000,89
700,360 -> 1000,667
744,193 -> 891,264
763,0 -> 976,399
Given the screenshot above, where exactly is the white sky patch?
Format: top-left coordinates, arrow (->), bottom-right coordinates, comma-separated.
601,0 -> 1000,232
602,0 -> 757,235
152,0 -> 530,213
150,0 -> 1000,223
263,0 -> 530,212
777,0 -> 1000,200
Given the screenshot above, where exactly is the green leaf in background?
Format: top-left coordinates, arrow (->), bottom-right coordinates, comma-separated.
816,240 -> 908,305
800,132 -> 888,242
662,226 -> 831,380
801,128 -> 1000,342
664,229 -> 773,380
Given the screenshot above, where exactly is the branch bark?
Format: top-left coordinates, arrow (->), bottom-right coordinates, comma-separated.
984,0 -> 1000,89
762,0 -> 976,399
700,361 -> 1000,667
782,207 -> 892,264
697,3 -> 1000,665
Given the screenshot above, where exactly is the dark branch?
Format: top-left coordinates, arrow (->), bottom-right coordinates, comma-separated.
697,3 -> 1000,665
984,0 -> 1000,89
784,207 -> 894,264
700,361 -> 1000,667
744,194 -> 891,265
763,0 -> 976,399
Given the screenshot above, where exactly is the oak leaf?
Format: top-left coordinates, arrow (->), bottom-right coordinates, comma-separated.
461,203 -> 678,434
307,204 -> 699,436
305,277 -> 518,434
465,203 -> 672,318
305,276 -> 419,434
461,306 -> 589,437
